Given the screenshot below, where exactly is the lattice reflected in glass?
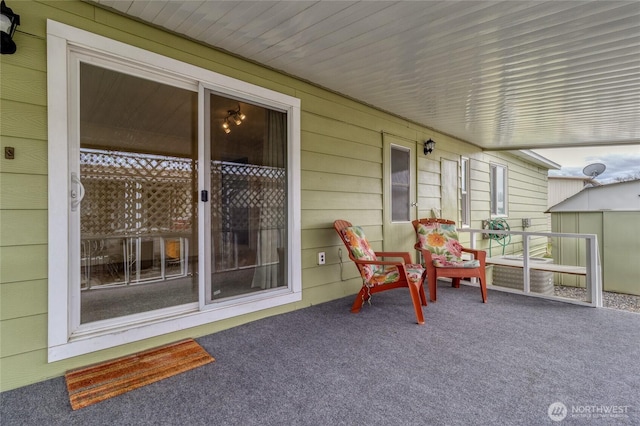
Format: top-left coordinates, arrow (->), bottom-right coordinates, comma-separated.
80,149 -> 195,236
210,161 -> 286,272
78,151 -> 286,274
210,161 -> 286,232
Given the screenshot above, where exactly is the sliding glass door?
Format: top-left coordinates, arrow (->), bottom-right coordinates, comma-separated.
72,61 -> 289,326
47,21 -> 301,360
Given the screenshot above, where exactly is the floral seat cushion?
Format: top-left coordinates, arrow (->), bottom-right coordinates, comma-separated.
366,264 -> 426,285
341,226 -> 425,286
415,222 -> 480,268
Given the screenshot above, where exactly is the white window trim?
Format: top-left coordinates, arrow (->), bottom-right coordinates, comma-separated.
47,20 -> 301,361
460,157 -> 471,227
490,163 -> 508,218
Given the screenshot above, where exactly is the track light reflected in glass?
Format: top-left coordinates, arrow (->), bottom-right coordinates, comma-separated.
222,119 -> 231,134
221,104 -> 246,134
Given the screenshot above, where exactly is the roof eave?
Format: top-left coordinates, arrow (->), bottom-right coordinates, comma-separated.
507,150 -> 562,170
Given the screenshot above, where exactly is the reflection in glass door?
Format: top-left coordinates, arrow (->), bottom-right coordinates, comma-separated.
77,62 -> 199,324
206,93 -> 288,302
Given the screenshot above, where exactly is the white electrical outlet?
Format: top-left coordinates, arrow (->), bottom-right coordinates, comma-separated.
318,252 -> 326,265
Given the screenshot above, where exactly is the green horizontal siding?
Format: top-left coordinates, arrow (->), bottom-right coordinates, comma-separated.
1,64 -> 46,107
1,280 -> 48,320
0,245 -> 48,284
0,100 -> 47,141
0,137 -> 48,175
302,191 -> 381,211
0,210 -> 47,246
301,170 -> 382,194
0,173 -> 48,210
302,131 -> 381,163
301,151 -> 381,179
0,315 -> 48,358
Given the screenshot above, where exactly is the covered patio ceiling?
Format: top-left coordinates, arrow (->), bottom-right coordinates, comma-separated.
91,1 -> 640,151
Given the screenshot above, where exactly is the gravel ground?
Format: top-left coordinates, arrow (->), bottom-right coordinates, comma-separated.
554,286 -> 640,313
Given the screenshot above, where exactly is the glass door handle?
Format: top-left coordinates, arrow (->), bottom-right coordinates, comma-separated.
70,172 -> 85,211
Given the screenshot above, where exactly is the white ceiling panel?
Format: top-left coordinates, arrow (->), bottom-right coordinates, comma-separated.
90,0 -> 640,150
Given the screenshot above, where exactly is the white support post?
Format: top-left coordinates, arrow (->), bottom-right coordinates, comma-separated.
469,230 -> 476,249
586,235 -> 603,307
522,235 -> 530,294
469,230 -> 477,285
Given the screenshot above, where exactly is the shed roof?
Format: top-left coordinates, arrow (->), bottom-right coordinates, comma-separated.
547,179 -> 640,212
548,176 -> 600,185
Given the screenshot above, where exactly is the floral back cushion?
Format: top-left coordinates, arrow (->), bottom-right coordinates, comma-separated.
341,226 -> 380,279
416,222 -> 464,264
342,226 -> 425,285
341,226 -> 377,261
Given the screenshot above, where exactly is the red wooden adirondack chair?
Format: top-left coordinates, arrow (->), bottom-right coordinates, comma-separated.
412,218 -> 487,303
334,220 -> 427,324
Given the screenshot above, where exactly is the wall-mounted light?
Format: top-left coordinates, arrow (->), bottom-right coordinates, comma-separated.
423,138 -> 436,155
0,0 -> 20,55
221,104 -> 246,133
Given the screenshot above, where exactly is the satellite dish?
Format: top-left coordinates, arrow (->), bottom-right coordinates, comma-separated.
583,163 -> 606,179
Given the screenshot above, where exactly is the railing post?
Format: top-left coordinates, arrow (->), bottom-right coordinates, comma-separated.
469,230 -> 477,285
522,234 -> 530,294
586,235 -> 603,307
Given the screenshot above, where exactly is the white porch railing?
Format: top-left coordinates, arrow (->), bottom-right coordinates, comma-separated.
458,228 -> 603,308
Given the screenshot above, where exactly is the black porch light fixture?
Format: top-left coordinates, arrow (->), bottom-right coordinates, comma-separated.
0,0 -> 20,54
423,138 -> 436,155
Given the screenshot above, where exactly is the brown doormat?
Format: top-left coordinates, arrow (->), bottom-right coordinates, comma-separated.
65,338 -> 215,410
